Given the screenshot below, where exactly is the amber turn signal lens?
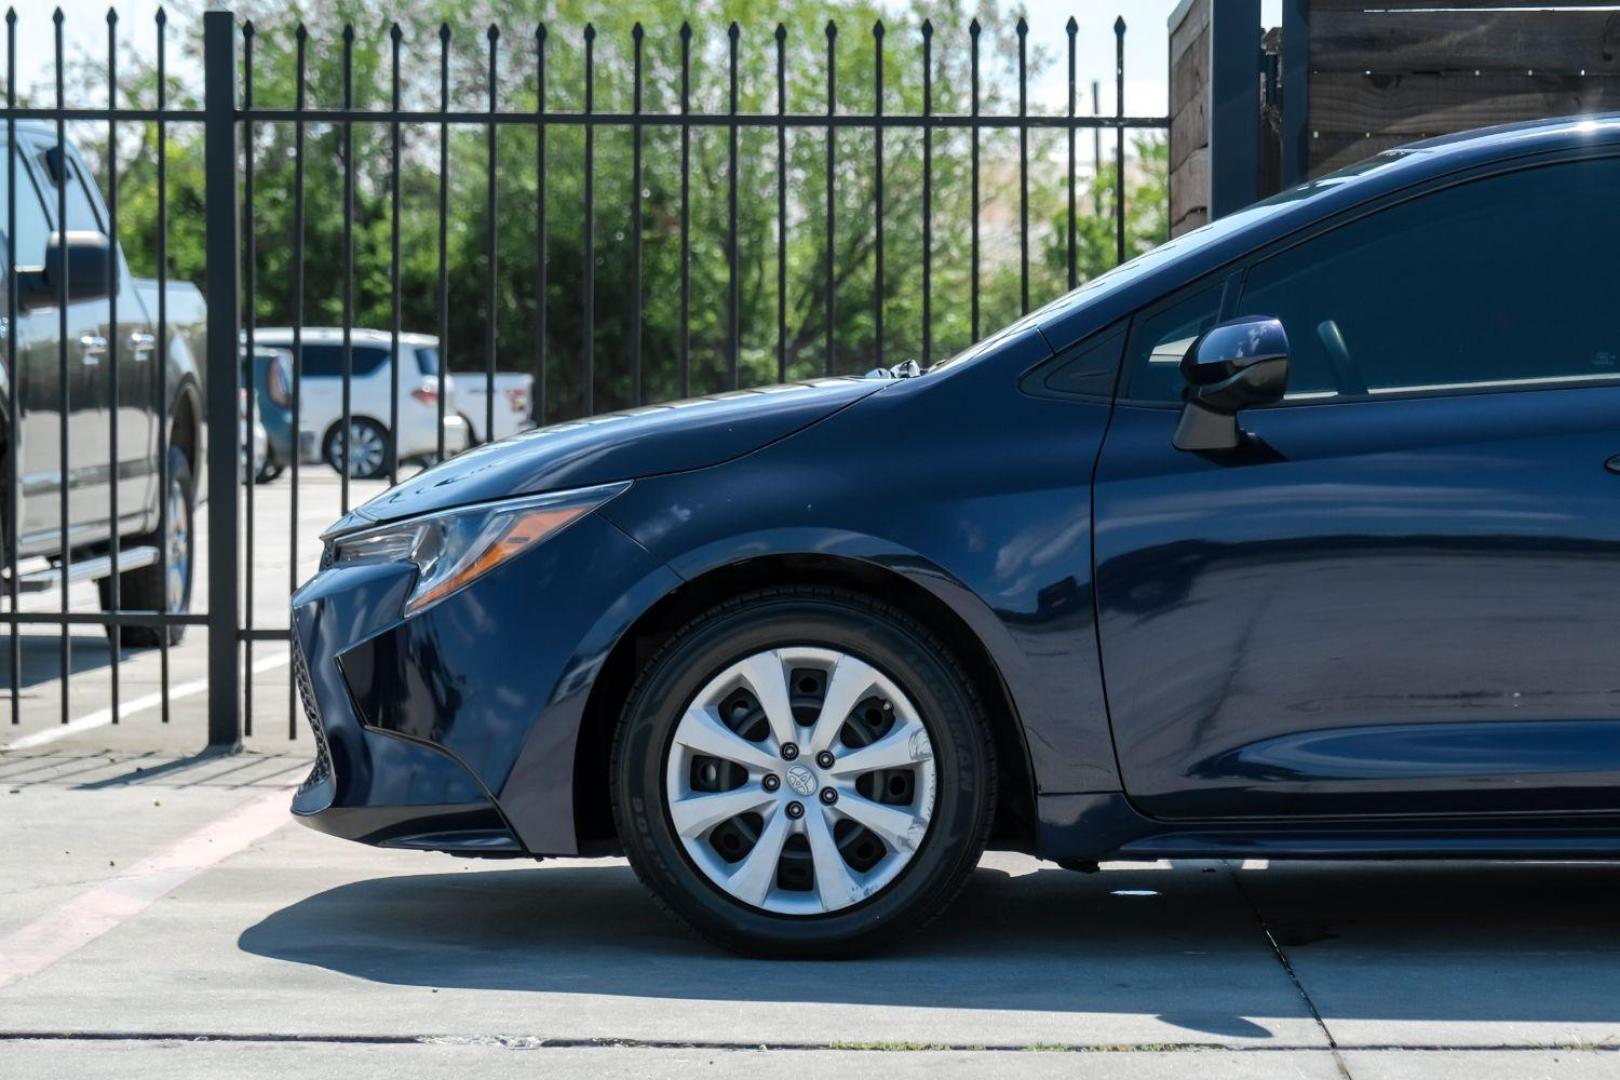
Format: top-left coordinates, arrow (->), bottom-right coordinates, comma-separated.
402,503 -> 592,615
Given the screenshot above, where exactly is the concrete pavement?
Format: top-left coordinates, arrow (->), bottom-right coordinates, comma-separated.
5,748 -> 1620,1077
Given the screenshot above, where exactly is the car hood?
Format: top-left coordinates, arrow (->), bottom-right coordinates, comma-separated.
346,377 -> 884,526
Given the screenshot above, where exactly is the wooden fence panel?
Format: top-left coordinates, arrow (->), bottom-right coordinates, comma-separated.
1306,2 -> 1620,176
1168,0 -> 1214,235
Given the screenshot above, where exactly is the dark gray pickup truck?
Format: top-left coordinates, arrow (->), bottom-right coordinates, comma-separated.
3,121 -> 205,646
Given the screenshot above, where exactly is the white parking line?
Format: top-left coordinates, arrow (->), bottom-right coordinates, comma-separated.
5,651 -> 291,751
0,784 -> 295,990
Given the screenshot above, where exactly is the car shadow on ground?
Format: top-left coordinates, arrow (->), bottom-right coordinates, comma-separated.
237,856 -> 1620,1038
0,633 -> 132,689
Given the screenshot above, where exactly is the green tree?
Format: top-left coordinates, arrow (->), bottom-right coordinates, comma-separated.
75,0 -> 1167,423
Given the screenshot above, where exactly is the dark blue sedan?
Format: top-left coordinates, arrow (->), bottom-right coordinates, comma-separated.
292,116 -> 1620,956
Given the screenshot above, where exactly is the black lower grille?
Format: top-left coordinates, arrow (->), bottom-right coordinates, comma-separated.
292,636 -> 334,794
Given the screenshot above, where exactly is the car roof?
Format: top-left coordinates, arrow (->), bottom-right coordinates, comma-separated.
253,327 -> 438,348
0,119 -> 54,140
1030,113 -> 1620,352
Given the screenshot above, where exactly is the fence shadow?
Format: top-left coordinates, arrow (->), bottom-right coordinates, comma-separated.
237,858 -> 1620,1037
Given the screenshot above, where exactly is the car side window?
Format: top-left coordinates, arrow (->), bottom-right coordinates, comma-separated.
36,146 -> 104,234
1237,158 -> 1620,399
0,144 -> 52,269
1119,281 -> 1225,403
1023,323 -> 1125,399
299,345 -> 391,378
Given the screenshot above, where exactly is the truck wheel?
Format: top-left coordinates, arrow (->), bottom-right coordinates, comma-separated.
323,418 -> 392,480
99,447 -> 194,649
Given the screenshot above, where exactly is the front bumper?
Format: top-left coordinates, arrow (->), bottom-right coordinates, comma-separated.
288,510 -> 677,856
290,564 -> 522,856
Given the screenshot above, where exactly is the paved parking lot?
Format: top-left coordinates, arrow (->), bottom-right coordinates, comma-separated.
2,473 -> 1620,1078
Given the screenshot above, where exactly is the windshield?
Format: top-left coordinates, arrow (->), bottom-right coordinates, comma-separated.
929,152 -> 1410,373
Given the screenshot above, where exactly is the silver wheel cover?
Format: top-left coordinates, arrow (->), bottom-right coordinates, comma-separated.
333,422 -> 385,476
166,478 -> 190,612
664,646 -> 937,916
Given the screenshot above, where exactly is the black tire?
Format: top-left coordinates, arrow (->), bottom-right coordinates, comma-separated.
100,446 -> 193,649
611,586 -> 995,958
322,417 -> 392,480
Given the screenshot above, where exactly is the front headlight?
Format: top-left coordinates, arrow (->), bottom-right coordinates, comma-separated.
330,482 -> 629,616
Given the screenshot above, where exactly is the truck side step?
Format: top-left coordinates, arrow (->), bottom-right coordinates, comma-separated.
11,546 -> 161,592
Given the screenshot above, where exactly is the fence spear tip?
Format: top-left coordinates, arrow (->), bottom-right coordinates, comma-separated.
1015,16 -> 1028,34
825,19 -> 837,39
487,23 -> 499,41
632,21 -> 643,39
1115,15 -> 1127,34
968,17 -> 980,36
294,21 -> 306,42
438,22 -> 451,43
536,23 -> 547,43
342,23 -> 354,43
921,18 -> 933,37
774,22 -> 786,42
107,7 -> 118,27
155,6 -> 166,28
679,21 -> 692,40
1066,16 -> 1078,34
389,22 -> 401,43
53,7 -> 64,25
583,22 -> 595,41
872,19 -> 885,38
728,20 -> 739,39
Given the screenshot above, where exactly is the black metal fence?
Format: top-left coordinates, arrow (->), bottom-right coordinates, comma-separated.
2,6 -> 1169,749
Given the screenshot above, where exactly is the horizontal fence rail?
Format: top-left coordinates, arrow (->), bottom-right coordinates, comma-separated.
0,5 -> 1170,748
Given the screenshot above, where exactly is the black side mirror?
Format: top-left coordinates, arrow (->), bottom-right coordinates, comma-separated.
1172,315 -> 1289,452
17,230 -> 112,313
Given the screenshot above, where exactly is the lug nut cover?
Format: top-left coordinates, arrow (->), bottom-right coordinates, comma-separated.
815,750 -> 835,769
819,787 -> 838,805
762,774 -> 780,792
781,742 -> 800,761
785,801 -> 805,819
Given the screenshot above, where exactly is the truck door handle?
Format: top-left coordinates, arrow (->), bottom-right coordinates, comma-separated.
127,331 -> 155,361
78,334 -> 108,364
1605,454 -> 1620,475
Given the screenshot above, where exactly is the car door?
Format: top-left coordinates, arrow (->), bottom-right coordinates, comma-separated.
27,137 -> 112,542
57,143 -> 161,533
4,136 -> 67,550
1094,154 -> 1620,820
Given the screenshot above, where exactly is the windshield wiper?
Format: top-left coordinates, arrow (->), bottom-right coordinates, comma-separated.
863,359 -> 921,380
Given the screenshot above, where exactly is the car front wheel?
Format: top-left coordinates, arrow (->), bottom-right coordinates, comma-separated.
612,586 -> 995,957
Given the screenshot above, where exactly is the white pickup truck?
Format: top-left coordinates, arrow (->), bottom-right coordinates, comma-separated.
455,371 -> 535,444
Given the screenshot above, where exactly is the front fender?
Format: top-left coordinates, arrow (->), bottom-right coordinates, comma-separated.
598,347 -> 1119,796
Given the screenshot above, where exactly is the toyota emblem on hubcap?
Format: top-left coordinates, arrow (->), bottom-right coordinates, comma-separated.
785,764 -> 818,796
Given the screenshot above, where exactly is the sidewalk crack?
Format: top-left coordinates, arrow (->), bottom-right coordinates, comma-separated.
1227,861 -> 1354,1080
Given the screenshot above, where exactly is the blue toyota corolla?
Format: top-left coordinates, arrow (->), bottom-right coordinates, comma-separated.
293,115 -> 1620,956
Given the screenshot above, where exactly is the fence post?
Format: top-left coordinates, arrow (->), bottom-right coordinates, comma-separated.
1208,0 -> 1261,218
203,8 -> 241,752
1281,0 -> 1310,188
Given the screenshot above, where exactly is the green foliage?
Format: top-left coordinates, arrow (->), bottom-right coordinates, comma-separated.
79,0 -> 1166,421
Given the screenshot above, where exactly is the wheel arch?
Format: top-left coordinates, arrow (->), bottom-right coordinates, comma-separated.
571,551 -> 1039,856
